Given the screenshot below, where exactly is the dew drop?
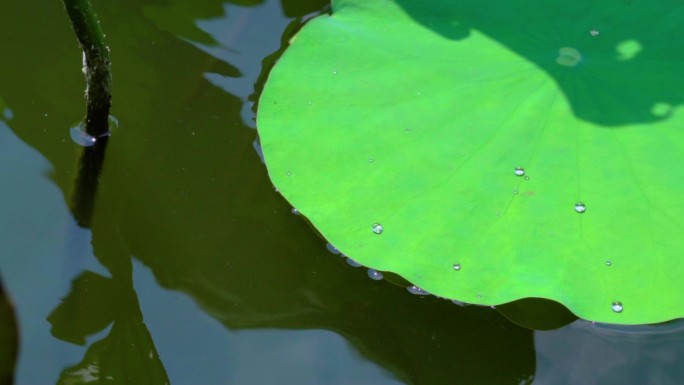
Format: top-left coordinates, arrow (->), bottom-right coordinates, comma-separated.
557,47 -> 582,67
452,263 -> 461,271
407,285 -> 429,296
590,28 -> 600,37
513,189 -> 519,195
285,170 -> 292,176
574,202 -> 587,213
605,260 -> 612,266
367,269 -> 384,281
368,158 -> 375,163
291,208 -> 300,215
524,175 -> 530,181
332,69 -> 338,75
372,223 -> 383,234
611,302 -> 623,313
346,258 -> 362,267
326,243 -> 341,255
514,167 -> 525,176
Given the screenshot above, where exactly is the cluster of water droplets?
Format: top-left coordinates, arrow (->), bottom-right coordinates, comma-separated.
515,167 -> 588,213
318,229 -> 477,304
514,167 -> 623,314
284,153 -> 627,314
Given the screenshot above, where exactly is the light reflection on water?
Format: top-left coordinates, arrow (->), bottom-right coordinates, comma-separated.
192,1 -> 292,129
535,320 -> 684,385
132,259 -> 405,385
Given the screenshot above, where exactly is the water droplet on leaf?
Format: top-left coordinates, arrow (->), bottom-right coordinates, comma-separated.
556,47 -> 582,67
605,260 -> 612,266
407,285 -> 429,296
574,202 -> 586,213
590,28 -> 600,37
346,258 -> 362,267
372,223 -> 383,234
452,263 -> 461,271
611,302 -> 623,313
326,243 -> 341,255
514,167 -> 525,176
367,269 -> 384,281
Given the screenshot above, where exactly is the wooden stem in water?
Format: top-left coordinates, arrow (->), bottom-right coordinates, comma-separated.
62,0 -> 112,226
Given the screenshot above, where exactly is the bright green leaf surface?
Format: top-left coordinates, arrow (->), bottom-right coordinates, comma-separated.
257,0 -> 684,324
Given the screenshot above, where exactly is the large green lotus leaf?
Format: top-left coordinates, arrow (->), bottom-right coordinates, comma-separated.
257,0 -> 684,324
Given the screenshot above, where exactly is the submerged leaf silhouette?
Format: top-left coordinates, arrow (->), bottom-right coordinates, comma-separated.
257,0 -> 684,324
0,277 -> 18,385
48,271 -> 117,346
57,300 -> 168,385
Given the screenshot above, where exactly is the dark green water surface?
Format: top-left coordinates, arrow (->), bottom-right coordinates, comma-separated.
1,1 -> 684,384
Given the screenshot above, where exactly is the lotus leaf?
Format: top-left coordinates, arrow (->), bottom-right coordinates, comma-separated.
257,0 -> 684,324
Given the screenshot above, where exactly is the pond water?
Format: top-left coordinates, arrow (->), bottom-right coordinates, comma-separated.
1,1 -> 683,384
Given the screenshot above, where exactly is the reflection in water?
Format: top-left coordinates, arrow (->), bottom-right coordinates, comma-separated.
188,1 -> 300,128
49,6 -> 168,380
0,0 -> 681,384
70,135 -> 109,227
535,320 -> 684,385
48,271 -> 168,384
